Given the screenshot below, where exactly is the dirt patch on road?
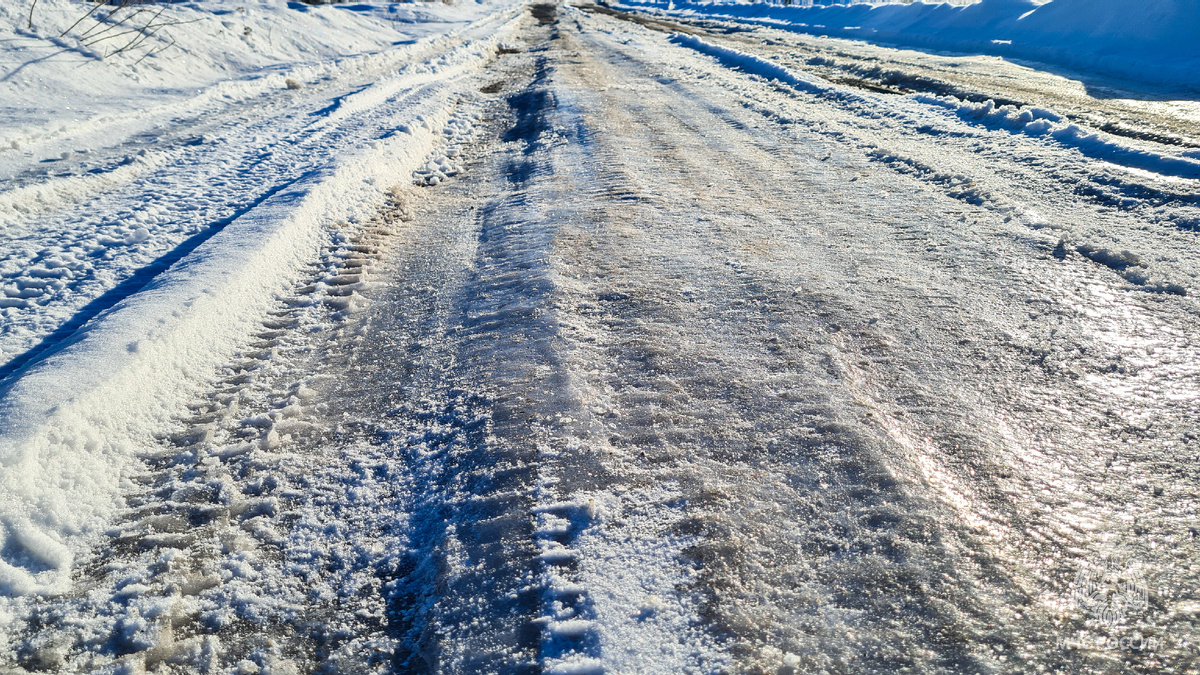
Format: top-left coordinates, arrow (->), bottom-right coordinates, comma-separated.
578,3 -> 698,34
531,3 -> 557,24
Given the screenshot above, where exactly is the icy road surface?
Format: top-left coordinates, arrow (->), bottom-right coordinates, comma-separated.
4,3 -> 1200,673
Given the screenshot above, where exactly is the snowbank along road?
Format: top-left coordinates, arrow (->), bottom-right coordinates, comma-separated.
2,1 -> 1200,673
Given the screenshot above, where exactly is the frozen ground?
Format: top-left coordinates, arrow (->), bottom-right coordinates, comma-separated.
2,1 -> 1200,673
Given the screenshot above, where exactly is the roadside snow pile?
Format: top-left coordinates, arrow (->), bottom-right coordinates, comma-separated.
914,94 -> 1200,179
669,33 -> 824,94
0,0 -> 491,161
624,0 -> 1200,91
671,31 -> 1200,180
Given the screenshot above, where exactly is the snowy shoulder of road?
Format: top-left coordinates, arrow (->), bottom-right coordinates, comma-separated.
617,0 -> 1200,93
0,0 -> 523,611
666,30 -> 1200,184
0,0 -> 492,155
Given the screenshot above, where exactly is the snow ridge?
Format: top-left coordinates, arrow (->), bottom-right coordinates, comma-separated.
628,0 -> 1200,91
914,94 -> 1200,180
671,31 -> 1200,182
667,32 -> 1194,295
0,12 -> 522,599
668,33 -> 826,95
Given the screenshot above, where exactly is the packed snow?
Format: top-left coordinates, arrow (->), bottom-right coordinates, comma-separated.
2,0 -> 1200,672
0,0 -> 523,623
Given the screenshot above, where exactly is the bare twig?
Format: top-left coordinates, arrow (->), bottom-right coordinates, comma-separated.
82,9 -> 147,43
117,28 -> 158,57
106,4 -> 167,54
131,35 -> 175,67
84,15 -> 156,47
90,17 -> 201,51
55,0 -> 198,67
28,0 -> 38,31
79,1 -> 141,41
77,2 -> 123,39
61,2 -> 106,38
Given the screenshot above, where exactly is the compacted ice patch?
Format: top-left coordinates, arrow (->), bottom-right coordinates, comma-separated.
535,483 -> 726,675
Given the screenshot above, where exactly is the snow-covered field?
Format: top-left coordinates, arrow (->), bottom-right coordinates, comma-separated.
2,0 -> 1199,672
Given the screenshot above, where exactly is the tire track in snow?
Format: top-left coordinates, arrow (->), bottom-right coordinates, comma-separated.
568,9 -> 1200,667
0,8 -> 533,669
3,87 -> 496,671
348,12 -> 729,673
550,19 -> 1004,672
0,6 -> 527,371
5,12 -> 620,671
559,9 -> 1200,672
9,4 -> 1200,674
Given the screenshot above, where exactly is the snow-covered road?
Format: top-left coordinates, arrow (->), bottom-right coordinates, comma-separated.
3,2 -> 1200,673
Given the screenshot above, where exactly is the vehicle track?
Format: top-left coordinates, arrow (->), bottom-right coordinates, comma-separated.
7,3 -> 1200,674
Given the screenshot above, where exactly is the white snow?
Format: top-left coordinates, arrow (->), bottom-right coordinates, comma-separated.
915,95 -> 1200,179
623,0 -> 1200,92
670,32 -> 1200,185
558,487 -> 729,675
0,0 -> 493,163
0,0 -> 524,598
4,0 -> 1200,671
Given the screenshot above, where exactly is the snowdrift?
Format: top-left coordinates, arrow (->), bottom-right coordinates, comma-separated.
0,0 -> 495,161
622,0 -> 1200,92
